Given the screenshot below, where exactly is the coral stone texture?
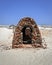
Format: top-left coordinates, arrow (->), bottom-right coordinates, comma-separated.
12,17 -> 42,48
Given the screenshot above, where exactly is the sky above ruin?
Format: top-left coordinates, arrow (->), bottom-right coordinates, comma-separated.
0,0 -> 52,25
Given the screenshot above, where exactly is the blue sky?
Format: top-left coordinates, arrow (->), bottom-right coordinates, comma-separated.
0,0 -> 52,25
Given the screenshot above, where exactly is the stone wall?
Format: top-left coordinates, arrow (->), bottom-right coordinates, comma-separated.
12,17 -> 42,48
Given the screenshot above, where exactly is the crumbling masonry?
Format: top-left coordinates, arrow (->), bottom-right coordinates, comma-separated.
12,17 -> 42,48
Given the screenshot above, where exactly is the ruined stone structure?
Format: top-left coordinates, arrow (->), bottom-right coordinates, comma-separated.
12,17 -> 42,48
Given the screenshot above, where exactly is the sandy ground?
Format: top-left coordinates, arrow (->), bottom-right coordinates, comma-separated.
0,26 -> 52,65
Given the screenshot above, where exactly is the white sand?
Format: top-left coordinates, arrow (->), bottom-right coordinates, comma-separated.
0,26 -> 52,65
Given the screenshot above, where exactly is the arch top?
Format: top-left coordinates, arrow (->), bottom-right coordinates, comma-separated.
17,17 -> 37,26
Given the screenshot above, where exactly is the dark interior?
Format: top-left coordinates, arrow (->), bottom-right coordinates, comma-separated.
22,25 -> 32,44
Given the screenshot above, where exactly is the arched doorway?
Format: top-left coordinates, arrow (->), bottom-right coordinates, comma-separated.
22,25 -> 32,44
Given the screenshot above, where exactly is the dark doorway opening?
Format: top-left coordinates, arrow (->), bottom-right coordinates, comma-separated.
22,25 -> 32,44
